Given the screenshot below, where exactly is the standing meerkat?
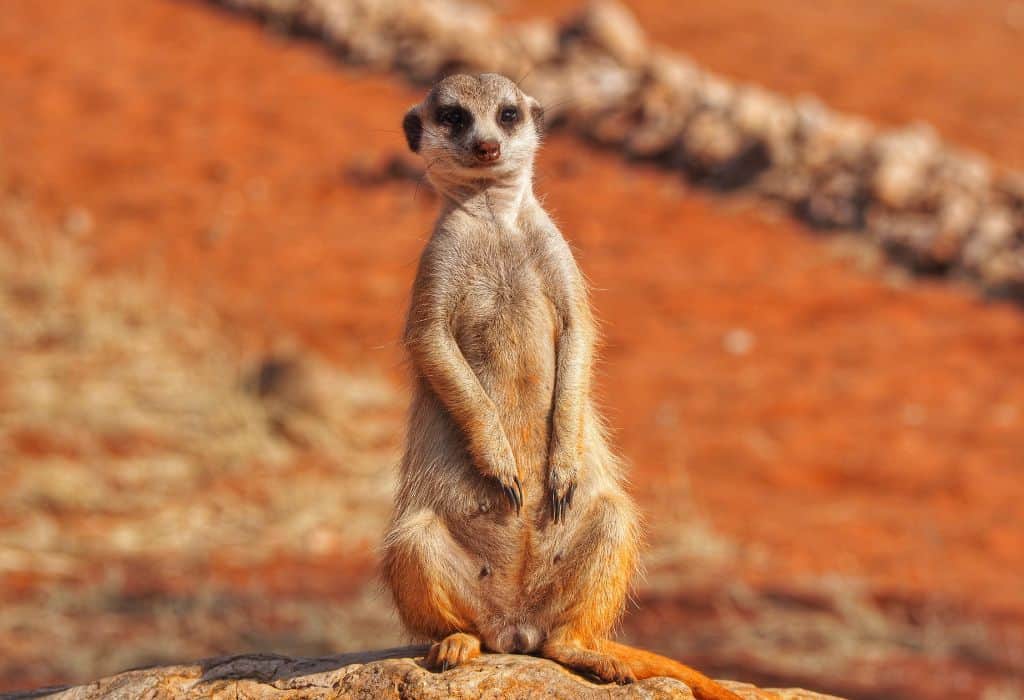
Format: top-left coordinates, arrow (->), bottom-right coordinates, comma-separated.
381,73 -> 742,700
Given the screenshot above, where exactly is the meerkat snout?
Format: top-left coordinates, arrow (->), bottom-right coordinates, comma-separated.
473,139 -> 501,163
401,73 -> 544,185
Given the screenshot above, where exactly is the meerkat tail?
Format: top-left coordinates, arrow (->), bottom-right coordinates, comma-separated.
598,640 -> 754,700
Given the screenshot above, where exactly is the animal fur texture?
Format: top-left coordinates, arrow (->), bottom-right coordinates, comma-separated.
380,73 -> 743,700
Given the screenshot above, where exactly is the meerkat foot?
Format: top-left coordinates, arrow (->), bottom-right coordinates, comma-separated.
425,632 -> 482,672
586,652 -> 635,685
542,642 -> 636,685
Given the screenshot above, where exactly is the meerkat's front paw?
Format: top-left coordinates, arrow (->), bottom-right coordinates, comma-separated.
473,434 -> 522,515
500,473 -> 523,515
487,464 -> 522,514
425,632 -> 482,672
488,452 -> 523,516
547,456 -> 577,524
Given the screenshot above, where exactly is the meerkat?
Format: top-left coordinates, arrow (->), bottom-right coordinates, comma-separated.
380,73 -> 742,700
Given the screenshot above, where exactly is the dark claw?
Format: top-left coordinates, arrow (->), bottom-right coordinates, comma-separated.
551,483 -> 576,524
503,484 -> 517,512
502,478 -> 522,515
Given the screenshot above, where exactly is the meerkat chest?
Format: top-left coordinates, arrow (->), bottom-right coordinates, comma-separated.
457,238 -> 550,327
452,235 -> 558,380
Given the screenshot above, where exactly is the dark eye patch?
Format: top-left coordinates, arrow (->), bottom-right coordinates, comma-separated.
436,105 -> 470,131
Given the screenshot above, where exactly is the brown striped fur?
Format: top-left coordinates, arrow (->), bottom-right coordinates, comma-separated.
380,74 -> 743,700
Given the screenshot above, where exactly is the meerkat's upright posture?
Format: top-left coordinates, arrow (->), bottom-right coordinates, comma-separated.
381,74 -> 741,700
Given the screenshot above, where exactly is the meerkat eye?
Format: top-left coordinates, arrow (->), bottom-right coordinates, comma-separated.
500,106 -> 519,124
437,106 -> 468,130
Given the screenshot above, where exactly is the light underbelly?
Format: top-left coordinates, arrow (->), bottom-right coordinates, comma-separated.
448,273 -> 560,629
458,304 -> 557,472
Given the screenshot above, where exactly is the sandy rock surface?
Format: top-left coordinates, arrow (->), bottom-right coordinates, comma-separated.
5,647 -> 843,700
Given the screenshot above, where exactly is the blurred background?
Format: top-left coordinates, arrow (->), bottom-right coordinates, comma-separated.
1,1 -> 1023,698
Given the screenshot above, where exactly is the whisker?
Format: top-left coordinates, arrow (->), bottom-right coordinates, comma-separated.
541,96 -> 582,114
514,63 -> 537,90
411,156 -> 447,205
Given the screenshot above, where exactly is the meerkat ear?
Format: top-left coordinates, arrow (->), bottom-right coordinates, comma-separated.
528,97 -> 545,136
402,106 -> 423,153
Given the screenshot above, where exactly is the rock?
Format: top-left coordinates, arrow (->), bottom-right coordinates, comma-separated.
622,52 -> 702,158
7,646 -> 845,700
871,128 -> 940,209
963,207 -> 1024,292
731,87 -> 797,165
676,108 -> 773,190
507,20 -> 560,66
568,0 -> 648,68
799,171 -> 867,229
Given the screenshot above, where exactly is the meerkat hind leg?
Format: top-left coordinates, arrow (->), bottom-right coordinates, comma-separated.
382,510 -> 483,644
536,494 -> 637,685
425,632 -> 482,672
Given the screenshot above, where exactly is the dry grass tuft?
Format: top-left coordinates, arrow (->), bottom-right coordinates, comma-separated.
714,579 -> 998,675
0,191 -> 405,689
0,192 -> 400,558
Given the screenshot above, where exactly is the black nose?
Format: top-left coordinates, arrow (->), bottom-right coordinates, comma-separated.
474,140 -> 500,163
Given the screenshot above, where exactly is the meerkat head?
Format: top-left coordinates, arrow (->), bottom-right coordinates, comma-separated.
402,73 -> 544,188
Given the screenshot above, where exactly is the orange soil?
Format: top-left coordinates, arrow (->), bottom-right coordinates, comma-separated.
2,0 -> 1024,693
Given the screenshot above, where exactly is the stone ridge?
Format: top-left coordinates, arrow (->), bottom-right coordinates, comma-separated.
3,646 -> 845,699
214,0 -> 1024,300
